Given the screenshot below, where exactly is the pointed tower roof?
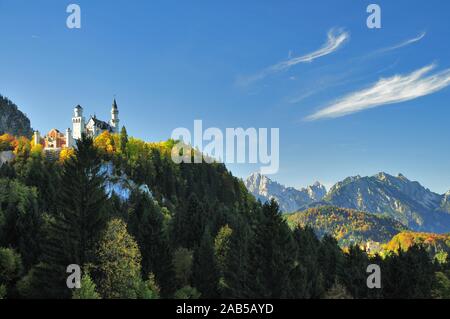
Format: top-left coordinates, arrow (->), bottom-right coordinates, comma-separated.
75,104 -> 83,110
112,98 -> 118,110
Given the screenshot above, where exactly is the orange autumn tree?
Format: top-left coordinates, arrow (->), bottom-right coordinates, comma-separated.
0,133 -> 15,151
13,136 -> 31,158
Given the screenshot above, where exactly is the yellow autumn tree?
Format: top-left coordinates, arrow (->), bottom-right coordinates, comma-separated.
59,148 -> 75,163
97,218 -> 143,298
30,143 -> 44,158
94,131 -> 119,155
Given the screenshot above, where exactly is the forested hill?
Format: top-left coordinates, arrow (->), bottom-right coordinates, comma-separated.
384,232 -> 450,261
0,95 -> 33,137
286,206 -> 407,246
0,131 -> 449,299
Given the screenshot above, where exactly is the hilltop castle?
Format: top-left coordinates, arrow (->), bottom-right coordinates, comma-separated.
34,99 -> 120,151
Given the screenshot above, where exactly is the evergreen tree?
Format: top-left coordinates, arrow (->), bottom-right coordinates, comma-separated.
247,200 -> 296,298
172,194 -> 206,250
0,248 -> 23,298
120,126 -> 128,155
36,135 -> 108,298
382,245 -> 434,299
128,190 -> 176,297
290,226 -> 324,298
136,273 -> 160,299
340,245 -> 370,299
323,280 -> 353,299
72,272 -> 101,299
222,221 -> 252,298
172,247 -> 193,288
0,179 -> 42,270
318,234 -> 344,291
193,228 -> 220,298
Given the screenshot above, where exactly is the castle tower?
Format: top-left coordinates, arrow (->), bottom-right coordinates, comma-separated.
72,105 -> 85,140
66,128 -> 74,148
110,98 -> 120,133
33,130 -> 40,145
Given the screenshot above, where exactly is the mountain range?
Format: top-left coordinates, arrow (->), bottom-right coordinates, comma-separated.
245,172 -> 450,233
244,172 -> 327,212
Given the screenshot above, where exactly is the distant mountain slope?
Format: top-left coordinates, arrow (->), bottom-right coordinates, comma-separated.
0,95 -> 33,137
244,172 -> 326,213
286,206 -> 407,246
441,191 -> 450,213
325,172 -> 450,233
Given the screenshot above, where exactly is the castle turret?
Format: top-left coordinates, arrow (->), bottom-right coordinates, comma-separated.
33,130 -> 40,145
66,128 -> 74,148
110,99 -> 119,133
72,105 -> 85,140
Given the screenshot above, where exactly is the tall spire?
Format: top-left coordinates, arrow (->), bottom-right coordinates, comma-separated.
110,97 -> 119,133
112,98 -> 118,110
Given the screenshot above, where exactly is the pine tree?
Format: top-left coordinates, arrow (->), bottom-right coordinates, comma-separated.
36,134 -> 108,298
222,220 -> 252,298
290,226 -> 324,298
120,126 -> 128,155
247,200 -> 296,298
173,247 -> 193,288
128,190 -> 176,297
340,245 -> 370,298
72,272 -> 101,299
318,234 -> 344,292
193,228 -> 220,298
382,244 -> 435,299
172,194 -> 206,250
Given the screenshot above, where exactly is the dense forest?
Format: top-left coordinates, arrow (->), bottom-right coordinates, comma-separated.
0,130 -> 449,299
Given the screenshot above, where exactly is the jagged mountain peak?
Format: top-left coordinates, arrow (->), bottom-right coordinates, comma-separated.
303,182 -> 327,201
325,172 -> 449,232
244,172 -> 327,213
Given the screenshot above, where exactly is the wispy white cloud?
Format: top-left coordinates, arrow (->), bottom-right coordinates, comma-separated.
305,64 -> 450,121
237,28 -> 349,86
378,32 -> 426,53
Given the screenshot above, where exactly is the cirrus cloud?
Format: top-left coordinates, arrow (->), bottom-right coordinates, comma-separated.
377,31 -> 426,53
237,28 -> 349,86
305,64 -> 450,121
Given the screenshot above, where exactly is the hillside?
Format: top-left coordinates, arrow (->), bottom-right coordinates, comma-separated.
286,206 -> 407,246
384,231 -> 450,261
0,95 -> 33,137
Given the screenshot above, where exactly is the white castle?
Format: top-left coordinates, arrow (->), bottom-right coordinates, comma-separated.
34,99 -> 120,151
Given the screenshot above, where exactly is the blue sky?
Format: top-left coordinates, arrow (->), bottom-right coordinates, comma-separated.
1,0 -> 450,193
